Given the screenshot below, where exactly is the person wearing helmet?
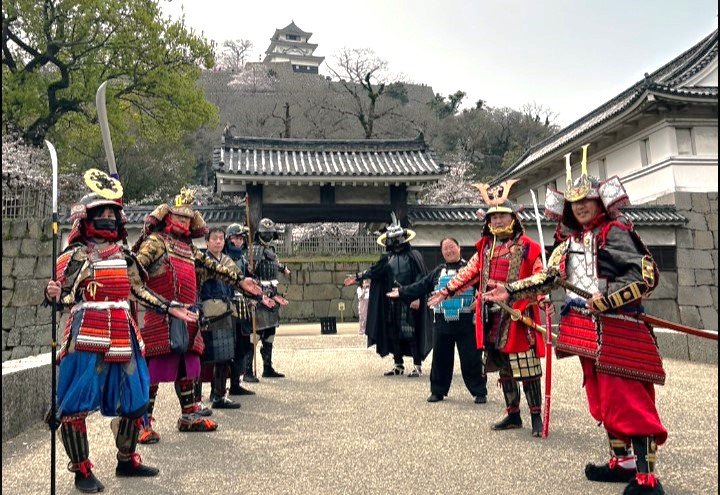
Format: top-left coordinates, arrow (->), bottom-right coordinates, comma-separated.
223,223 -> 256,395
483,146 -> 666,494
44,173 -> 197,492
247,218 -> 290,380
428,180 -> 547,437
344,213 -> 433,377
132,188 -> 269,443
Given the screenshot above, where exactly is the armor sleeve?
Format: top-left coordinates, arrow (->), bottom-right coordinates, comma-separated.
444,253 -> 482,297
592,226 -> 658,312
356,254 -> 390,282
47,246 -> 88,309
193,246 -> 257,297
126,256 -> 171,313
399,265 -> 442,301
504,242 -> 566,302
134,233 -> 166,270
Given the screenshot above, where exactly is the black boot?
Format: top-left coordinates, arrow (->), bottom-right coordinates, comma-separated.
229,385 -> 256,396
261,343 -> 285,378
586,434 -> 636,483
623,437 -> 664,494
491,410 -> 523,430
113,417 -> 160,477
74,471 -> 105,493
244,352 -> 260,382
530,412 -> 543,437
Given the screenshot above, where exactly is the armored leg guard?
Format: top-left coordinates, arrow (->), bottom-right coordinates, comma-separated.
623,437 -> 664,494
211,364 -> 240,409
244,348 -> 259,382
60,413 -> 105,493
523,378 -> 543,437
492,377 -> 522,430
138,384 -> 160,445
586,434 -> 636,483
176,378 -> 218,432
261,342 -> 285,378
113,417 -> 159,477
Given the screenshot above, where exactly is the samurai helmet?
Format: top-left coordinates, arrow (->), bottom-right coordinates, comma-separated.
141,186 -> 208,239
544,143 -> 630,226
256,218 -> 278,244
376,212 -> 416,247
226,223 -> 249,239
474,179 -> 524,237
67,170 -> 127,244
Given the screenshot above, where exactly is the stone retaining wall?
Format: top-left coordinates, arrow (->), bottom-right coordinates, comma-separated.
2,219 -> 55,362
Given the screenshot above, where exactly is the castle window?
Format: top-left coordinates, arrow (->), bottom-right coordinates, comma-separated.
286,34 -> 300,41
676,128 -> 694,155
640,138 -> 652,166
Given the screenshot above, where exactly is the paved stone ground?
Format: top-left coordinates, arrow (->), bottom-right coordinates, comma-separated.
2,323 -> 718,495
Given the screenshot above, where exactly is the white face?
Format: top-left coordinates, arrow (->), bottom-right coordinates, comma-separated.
571,198 -> 603,227
207,232 -> 225,255
441,239 -> 461,263
229,235 -> 245,247
489,213 -> 513,229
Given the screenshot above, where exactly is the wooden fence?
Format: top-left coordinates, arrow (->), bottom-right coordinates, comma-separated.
275,233 -> 383,256
1,183 -> 51,220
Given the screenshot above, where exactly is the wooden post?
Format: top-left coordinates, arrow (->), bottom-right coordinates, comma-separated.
390,185 -> 408,226
246,184 -> 263,235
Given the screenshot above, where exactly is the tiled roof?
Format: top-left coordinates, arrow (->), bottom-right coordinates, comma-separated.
60,205 -> 246,226
407,204 -> 687,226
213,134 -> 446,179
496,29 -> 719,182
273,21 -> 312,39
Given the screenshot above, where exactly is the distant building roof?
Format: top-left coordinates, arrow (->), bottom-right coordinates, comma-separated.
69,204 -> 686,227
213,133 -> 446,182
407,204 -> 688,226
496,29 -> 718,183
272,21 -> 312,40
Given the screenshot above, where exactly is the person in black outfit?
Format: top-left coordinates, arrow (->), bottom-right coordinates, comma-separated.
388,237 -> 487,402
344,214 -> 433,377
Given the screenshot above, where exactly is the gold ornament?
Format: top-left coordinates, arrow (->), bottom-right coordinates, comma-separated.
83,168 -> 123,200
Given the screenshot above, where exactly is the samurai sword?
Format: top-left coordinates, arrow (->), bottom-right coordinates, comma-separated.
492,300 -> 557,340
530,189 -> 554,439
557,280 -> 718,341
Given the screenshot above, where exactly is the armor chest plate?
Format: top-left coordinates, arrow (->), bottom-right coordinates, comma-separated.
389,253 -> 415,286
253,245 -> 279,281
147,236 -> 197,304
566,232 -> 600,298
435,267 -> 474,320
81,245 -> 130,302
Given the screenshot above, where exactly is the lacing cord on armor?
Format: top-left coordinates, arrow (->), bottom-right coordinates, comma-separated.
70,301 -> 130,313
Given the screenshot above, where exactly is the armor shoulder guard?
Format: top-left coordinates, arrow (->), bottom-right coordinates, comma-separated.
123,248 -> 149,281
55,244 -> 87,281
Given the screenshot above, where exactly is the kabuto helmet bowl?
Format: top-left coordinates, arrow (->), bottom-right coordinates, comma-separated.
474,180 -> 525,237
226,223 -> 249,239
256,218 -> 278,243
376,212 -> 416,247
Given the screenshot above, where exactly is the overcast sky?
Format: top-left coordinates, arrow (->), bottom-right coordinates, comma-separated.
162,0 -> 717,126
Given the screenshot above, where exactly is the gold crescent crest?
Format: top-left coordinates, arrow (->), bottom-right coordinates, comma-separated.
83,168 -> 123,200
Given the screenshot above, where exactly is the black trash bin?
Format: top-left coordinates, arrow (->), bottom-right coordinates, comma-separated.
320,317 -> 337,334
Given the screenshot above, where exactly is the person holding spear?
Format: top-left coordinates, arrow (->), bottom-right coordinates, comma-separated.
427,179 -> 548,437
44,168 -> 197,492
483,145 -> 668,495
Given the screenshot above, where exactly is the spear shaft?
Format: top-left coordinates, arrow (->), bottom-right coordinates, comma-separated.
45,140 -> 58,494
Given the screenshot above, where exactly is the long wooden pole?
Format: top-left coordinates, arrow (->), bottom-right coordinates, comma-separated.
245,194 -> 258,377
45,140 -> 58,494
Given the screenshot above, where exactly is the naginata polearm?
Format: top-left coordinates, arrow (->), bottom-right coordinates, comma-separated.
245,194 -> 259,377
96,81 -> 119,180
45,139 -> 59,495
530,189 -> 554,439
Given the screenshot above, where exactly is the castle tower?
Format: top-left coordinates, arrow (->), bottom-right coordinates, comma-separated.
263,21 -> 325,74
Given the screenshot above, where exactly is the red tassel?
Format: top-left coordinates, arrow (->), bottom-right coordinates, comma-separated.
130,453 -> 142,468
75,459 -> 94,478
636,473 -> 659,488
608,457 -> 618,469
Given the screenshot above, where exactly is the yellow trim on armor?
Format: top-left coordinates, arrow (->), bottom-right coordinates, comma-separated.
593,297 -> 610,312
641,256 -> 655,286
606,282 -> 645,310
547,241 -> 567,269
